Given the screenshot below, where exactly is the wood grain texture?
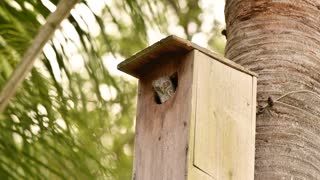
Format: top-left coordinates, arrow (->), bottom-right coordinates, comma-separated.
225,0 -> 320,179
128,37 -> 257,179
133,52 -> 194,180
191,50 -> 255,180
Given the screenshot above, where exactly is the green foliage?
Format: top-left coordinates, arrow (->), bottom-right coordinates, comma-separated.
0,0 -> 225,179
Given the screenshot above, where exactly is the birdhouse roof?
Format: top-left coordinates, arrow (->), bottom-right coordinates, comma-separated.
117,35 -> 257,78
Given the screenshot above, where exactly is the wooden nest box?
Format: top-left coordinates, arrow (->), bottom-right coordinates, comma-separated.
118,35 -> 257,180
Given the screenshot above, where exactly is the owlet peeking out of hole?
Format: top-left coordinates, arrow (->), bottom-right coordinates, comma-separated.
152,76 -> 175,104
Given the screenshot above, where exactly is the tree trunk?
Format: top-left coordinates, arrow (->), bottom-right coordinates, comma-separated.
225,0 -> 320,179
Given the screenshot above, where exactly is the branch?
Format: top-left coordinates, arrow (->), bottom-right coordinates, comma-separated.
0,0 -> 80,112
257,90 -> 320,114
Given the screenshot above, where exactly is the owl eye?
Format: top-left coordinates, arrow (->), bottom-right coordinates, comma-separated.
163,81 -> 170,87
155,86 -> 162,93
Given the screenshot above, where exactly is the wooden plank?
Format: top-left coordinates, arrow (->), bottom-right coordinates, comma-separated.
187,50 -> 214,180
192,50 -> 255,180
133,51 -> 195,180
117,35 -> 257,78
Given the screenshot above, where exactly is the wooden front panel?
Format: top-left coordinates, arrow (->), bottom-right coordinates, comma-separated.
133,52 -> 194,180
192,50 -> 256,180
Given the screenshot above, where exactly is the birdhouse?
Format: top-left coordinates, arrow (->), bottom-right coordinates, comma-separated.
118,35 -> 257,180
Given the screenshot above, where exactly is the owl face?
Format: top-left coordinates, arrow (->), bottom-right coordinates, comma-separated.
152,76 -> 175,104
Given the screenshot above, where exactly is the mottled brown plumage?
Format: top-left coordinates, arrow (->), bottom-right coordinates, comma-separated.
152,76 -> 175,104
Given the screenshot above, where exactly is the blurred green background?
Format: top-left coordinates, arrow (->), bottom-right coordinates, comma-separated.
0,0 -> 225,179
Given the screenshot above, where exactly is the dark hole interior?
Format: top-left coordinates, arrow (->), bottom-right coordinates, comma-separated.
170,72 -> 178,91
154,93 -> 162,104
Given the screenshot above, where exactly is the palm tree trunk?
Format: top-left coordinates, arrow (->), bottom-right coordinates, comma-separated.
225,0 -> 320,179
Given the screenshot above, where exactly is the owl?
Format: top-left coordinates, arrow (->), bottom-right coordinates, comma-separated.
152,76 -> 175,104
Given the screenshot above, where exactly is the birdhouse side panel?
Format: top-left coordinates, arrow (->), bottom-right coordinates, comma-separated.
190,50 -> 256,180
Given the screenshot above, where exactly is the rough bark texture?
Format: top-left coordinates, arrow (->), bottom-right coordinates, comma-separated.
225,0 -> 320,179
